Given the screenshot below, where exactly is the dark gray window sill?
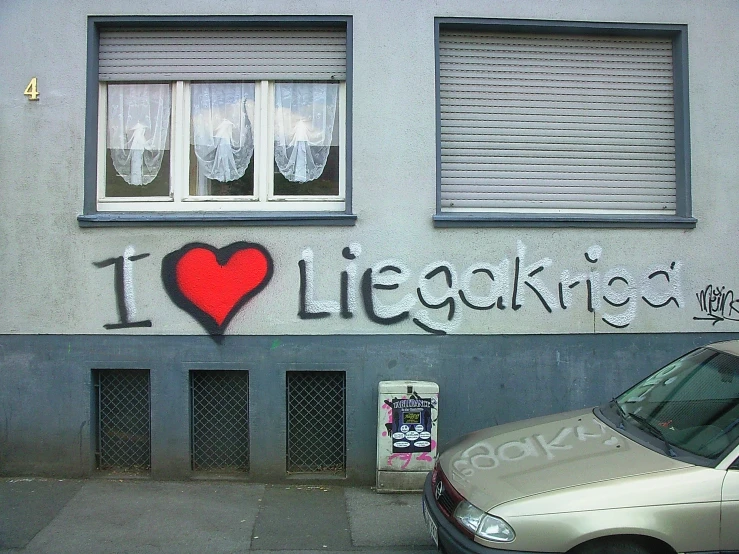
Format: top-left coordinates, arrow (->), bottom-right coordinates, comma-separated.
78,211 -> 357,227
433,213 -> 697,229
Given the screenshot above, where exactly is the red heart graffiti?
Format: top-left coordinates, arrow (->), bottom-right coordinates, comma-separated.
162,242 -> 273,338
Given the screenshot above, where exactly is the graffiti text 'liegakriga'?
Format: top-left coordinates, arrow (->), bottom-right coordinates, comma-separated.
298,241 -> 682,334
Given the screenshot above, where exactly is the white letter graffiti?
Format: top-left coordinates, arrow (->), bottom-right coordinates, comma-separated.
297,243 -> 684,333
298,248 -> 340,318
602,267 -> 637,329
413,262 -> 463,335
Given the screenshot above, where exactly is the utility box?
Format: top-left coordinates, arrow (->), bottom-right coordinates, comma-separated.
376,380 -> 439,492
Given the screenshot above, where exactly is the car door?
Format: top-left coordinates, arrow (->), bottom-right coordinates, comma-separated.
721,454 -> 739,550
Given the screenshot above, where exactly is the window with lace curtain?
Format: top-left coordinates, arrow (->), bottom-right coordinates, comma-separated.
82,18 -> 352,223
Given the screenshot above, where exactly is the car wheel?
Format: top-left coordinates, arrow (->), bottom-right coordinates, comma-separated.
573,538 -> 655,554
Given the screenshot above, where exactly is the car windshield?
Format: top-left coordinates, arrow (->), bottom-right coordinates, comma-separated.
614,347 -> 739,461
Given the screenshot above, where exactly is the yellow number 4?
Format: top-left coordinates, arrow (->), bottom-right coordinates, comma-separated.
24,77 -> 39,101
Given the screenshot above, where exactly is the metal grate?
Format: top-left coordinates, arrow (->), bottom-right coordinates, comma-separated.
191,371 -> 250,472
286,371 -> 346,474
95,369 -> 151,471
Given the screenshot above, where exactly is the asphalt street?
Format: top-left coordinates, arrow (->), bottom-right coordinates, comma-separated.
0,477 -> 437,554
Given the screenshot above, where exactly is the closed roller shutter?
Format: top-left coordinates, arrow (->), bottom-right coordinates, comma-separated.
99,28 -> 346,81
439,31 -> 677,214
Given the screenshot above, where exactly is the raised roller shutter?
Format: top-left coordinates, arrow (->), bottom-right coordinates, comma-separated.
439,31 -> 677,214
99,28 -> 346,81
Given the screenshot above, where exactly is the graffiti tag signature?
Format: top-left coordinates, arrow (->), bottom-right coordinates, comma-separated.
694,285 -> 739,325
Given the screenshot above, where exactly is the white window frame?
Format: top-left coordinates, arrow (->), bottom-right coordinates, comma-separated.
96,80 -> 346,212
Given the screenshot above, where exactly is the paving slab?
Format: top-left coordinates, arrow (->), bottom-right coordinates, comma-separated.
22,480 -> 264,554
250,551 -> 437,554
345,488 -> 435,548
251,484 -> 352,551
0,478 -> 84,549
0,479 -> 439,553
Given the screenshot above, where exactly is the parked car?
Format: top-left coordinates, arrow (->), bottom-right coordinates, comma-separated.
423,340 -> 739,554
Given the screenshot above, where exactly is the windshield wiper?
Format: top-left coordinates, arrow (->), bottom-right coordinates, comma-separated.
626,411 -> 677,458
610,399 -> 626,430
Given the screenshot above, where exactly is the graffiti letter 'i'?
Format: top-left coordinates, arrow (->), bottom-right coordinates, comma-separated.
585,245 -> 602,313
341,243 -> 361,319
94,246 -> 152,329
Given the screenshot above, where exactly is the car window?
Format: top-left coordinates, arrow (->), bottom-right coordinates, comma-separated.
617,348 -> 739,460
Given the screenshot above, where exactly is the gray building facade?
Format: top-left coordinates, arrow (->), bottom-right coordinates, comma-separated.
1,0 -> 738,483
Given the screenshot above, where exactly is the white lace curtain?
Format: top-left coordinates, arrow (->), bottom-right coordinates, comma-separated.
107,84 -> 171,186
274,82 -> 339,183
191,83 -> 255,194
107,82 -> 337,189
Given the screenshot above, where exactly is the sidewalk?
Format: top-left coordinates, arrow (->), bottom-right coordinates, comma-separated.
0,478 -> 437,554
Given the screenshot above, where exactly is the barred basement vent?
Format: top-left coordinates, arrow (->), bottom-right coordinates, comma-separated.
94,369 -> 151,472
190,370 -> 250,473
286,371 -> 346,474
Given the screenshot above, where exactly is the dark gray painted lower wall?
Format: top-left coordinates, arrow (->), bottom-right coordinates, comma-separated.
1,333 -> 737,483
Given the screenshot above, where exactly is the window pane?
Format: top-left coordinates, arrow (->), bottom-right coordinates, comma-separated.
106,84 -> 171,197
273,82 -> 340,197
273,144 -> 339,196
106,151 -> 171,197
190,82 -> 256,197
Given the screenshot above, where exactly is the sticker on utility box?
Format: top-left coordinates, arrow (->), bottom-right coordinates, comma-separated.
391,397 -> 433,453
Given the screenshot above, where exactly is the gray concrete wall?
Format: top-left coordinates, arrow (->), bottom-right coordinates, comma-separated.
1,0 -> 739,480
1,333 -> 738,483
0,1 -> 737,338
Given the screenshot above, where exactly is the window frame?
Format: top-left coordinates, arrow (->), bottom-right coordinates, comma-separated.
80,16 -> 355,227
433,18 -> 695,229
96,80 -> 346,212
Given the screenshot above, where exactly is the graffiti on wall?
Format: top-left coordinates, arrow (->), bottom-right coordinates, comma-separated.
95,240 -> 738,338
94,246 -> 152,329
694,285 -> 739,325
161,242 -> 273,340
299,242 -> 684,334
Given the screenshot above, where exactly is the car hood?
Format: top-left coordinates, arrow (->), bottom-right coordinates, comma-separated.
439,408 -> 690,513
